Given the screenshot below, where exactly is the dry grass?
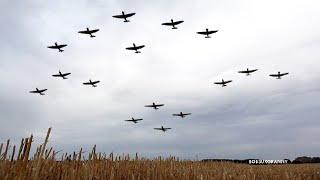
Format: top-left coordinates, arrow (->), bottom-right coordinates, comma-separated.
0,128 -> 319,180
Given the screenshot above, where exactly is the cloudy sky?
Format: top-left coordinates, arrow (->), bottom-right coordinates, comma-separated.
1,0 -> 320,160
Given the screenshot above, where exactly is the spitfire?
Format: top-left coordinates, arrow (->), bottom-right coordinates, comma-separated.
36,10 -> 290,135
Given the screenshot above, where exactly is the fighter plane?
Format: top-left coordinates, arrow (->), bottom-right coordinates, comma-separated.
30,88 -> 47,95
161,19 -> 184,29
269,72 -> 289,79
214,79 -> 232,87
144,102 -> 164,110
112,11 -> 136,22
47,42 -> 67,52
52,70 -> 71,79
78,28 -> 99,38
83,79 -> 100,87
238,68 -> 258,76
172,112 -> 191,118
197,28 -> 218,38
126,43 -> 145,53
125,118 -> 143,124
154,126 -> 171,132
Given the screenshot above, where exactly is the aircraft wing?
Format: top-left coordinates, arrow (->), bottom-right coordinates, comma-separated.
47,45 -> 56,49
172,114 -> 180,116
30,90 -> 38,93
78,30 -> 89,34
185,113 -> 192,115
52,74 -> 60,77
162,22 -> 173,26
207,30 -> 218,34
90,29 -> 99,33
39,89 -> 47,93
164,128 -> 171,130
83,82 -> 91,85
63,73 -> 71,76
172,21 -> 184,25
112,15 -> 125,18
57,44 -> 67,48
126,47 -> 136,50
197,31 -> 208,35
225,80 -> 232,83
125,120 -> 134,122
155,104 -> 164,107
92,81 -> 100,84
238,70 -> 247,73
214,82 -> 223,84
125,13 -> 136,17
269,74 -> 278,77
135,119 -> 143,121
281,73 -> 289,76
144,105 -> 154,107
136,45 -> 145,49
154,128 -> 162,130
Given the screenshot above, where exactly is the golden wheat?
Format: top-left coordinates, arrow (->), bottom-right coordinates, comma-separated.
0,128 -> 319,180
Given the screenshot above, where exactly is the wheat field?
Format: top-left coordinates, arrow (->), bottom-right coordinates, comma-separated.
0,128 -> 319,180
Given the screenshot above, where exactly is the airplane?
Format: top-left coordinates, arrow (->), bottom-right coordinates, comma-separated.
154,126 -> 171,132
52,70 -> 71,79
144,102 -> 164,110
214,79 -> 232,87
197,28 -> 218,38
78,27 -> 99,38
83,79 -> 100,87
238,68 -> 258,76
161,19 -> 184,29
125,118 -> 143,124
112,11 -> 136,22
47,42 -> 67,52
172,112 -> 191,118
126,43 -> 145,53
269,72 -> 289,79
30,88 -> 47,95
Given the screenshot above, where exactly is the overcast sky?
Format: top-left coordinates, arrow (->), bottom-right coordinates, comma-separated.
1,0 -> 320,160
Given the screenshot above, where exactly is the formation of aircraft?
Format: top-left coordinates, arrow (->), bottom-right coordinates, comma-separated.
161,19 -> 184,29
144,102 -> 164,110
40,11 -> 291,134
172,112 -> 192,118
214,79 -> 233,87
47,42 -> 67,52
30,88 -> 47,95
126,43 -> 145,53
197,29 -> 218,38
112,11 -> 136,22
83,79 -> 100,87
238,68 -> 258,76
52,71 -> 71,79
78,28 -> 100,38
125,118 -> 143,124
154,126 -> 171,132
269,72 -> 289,79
